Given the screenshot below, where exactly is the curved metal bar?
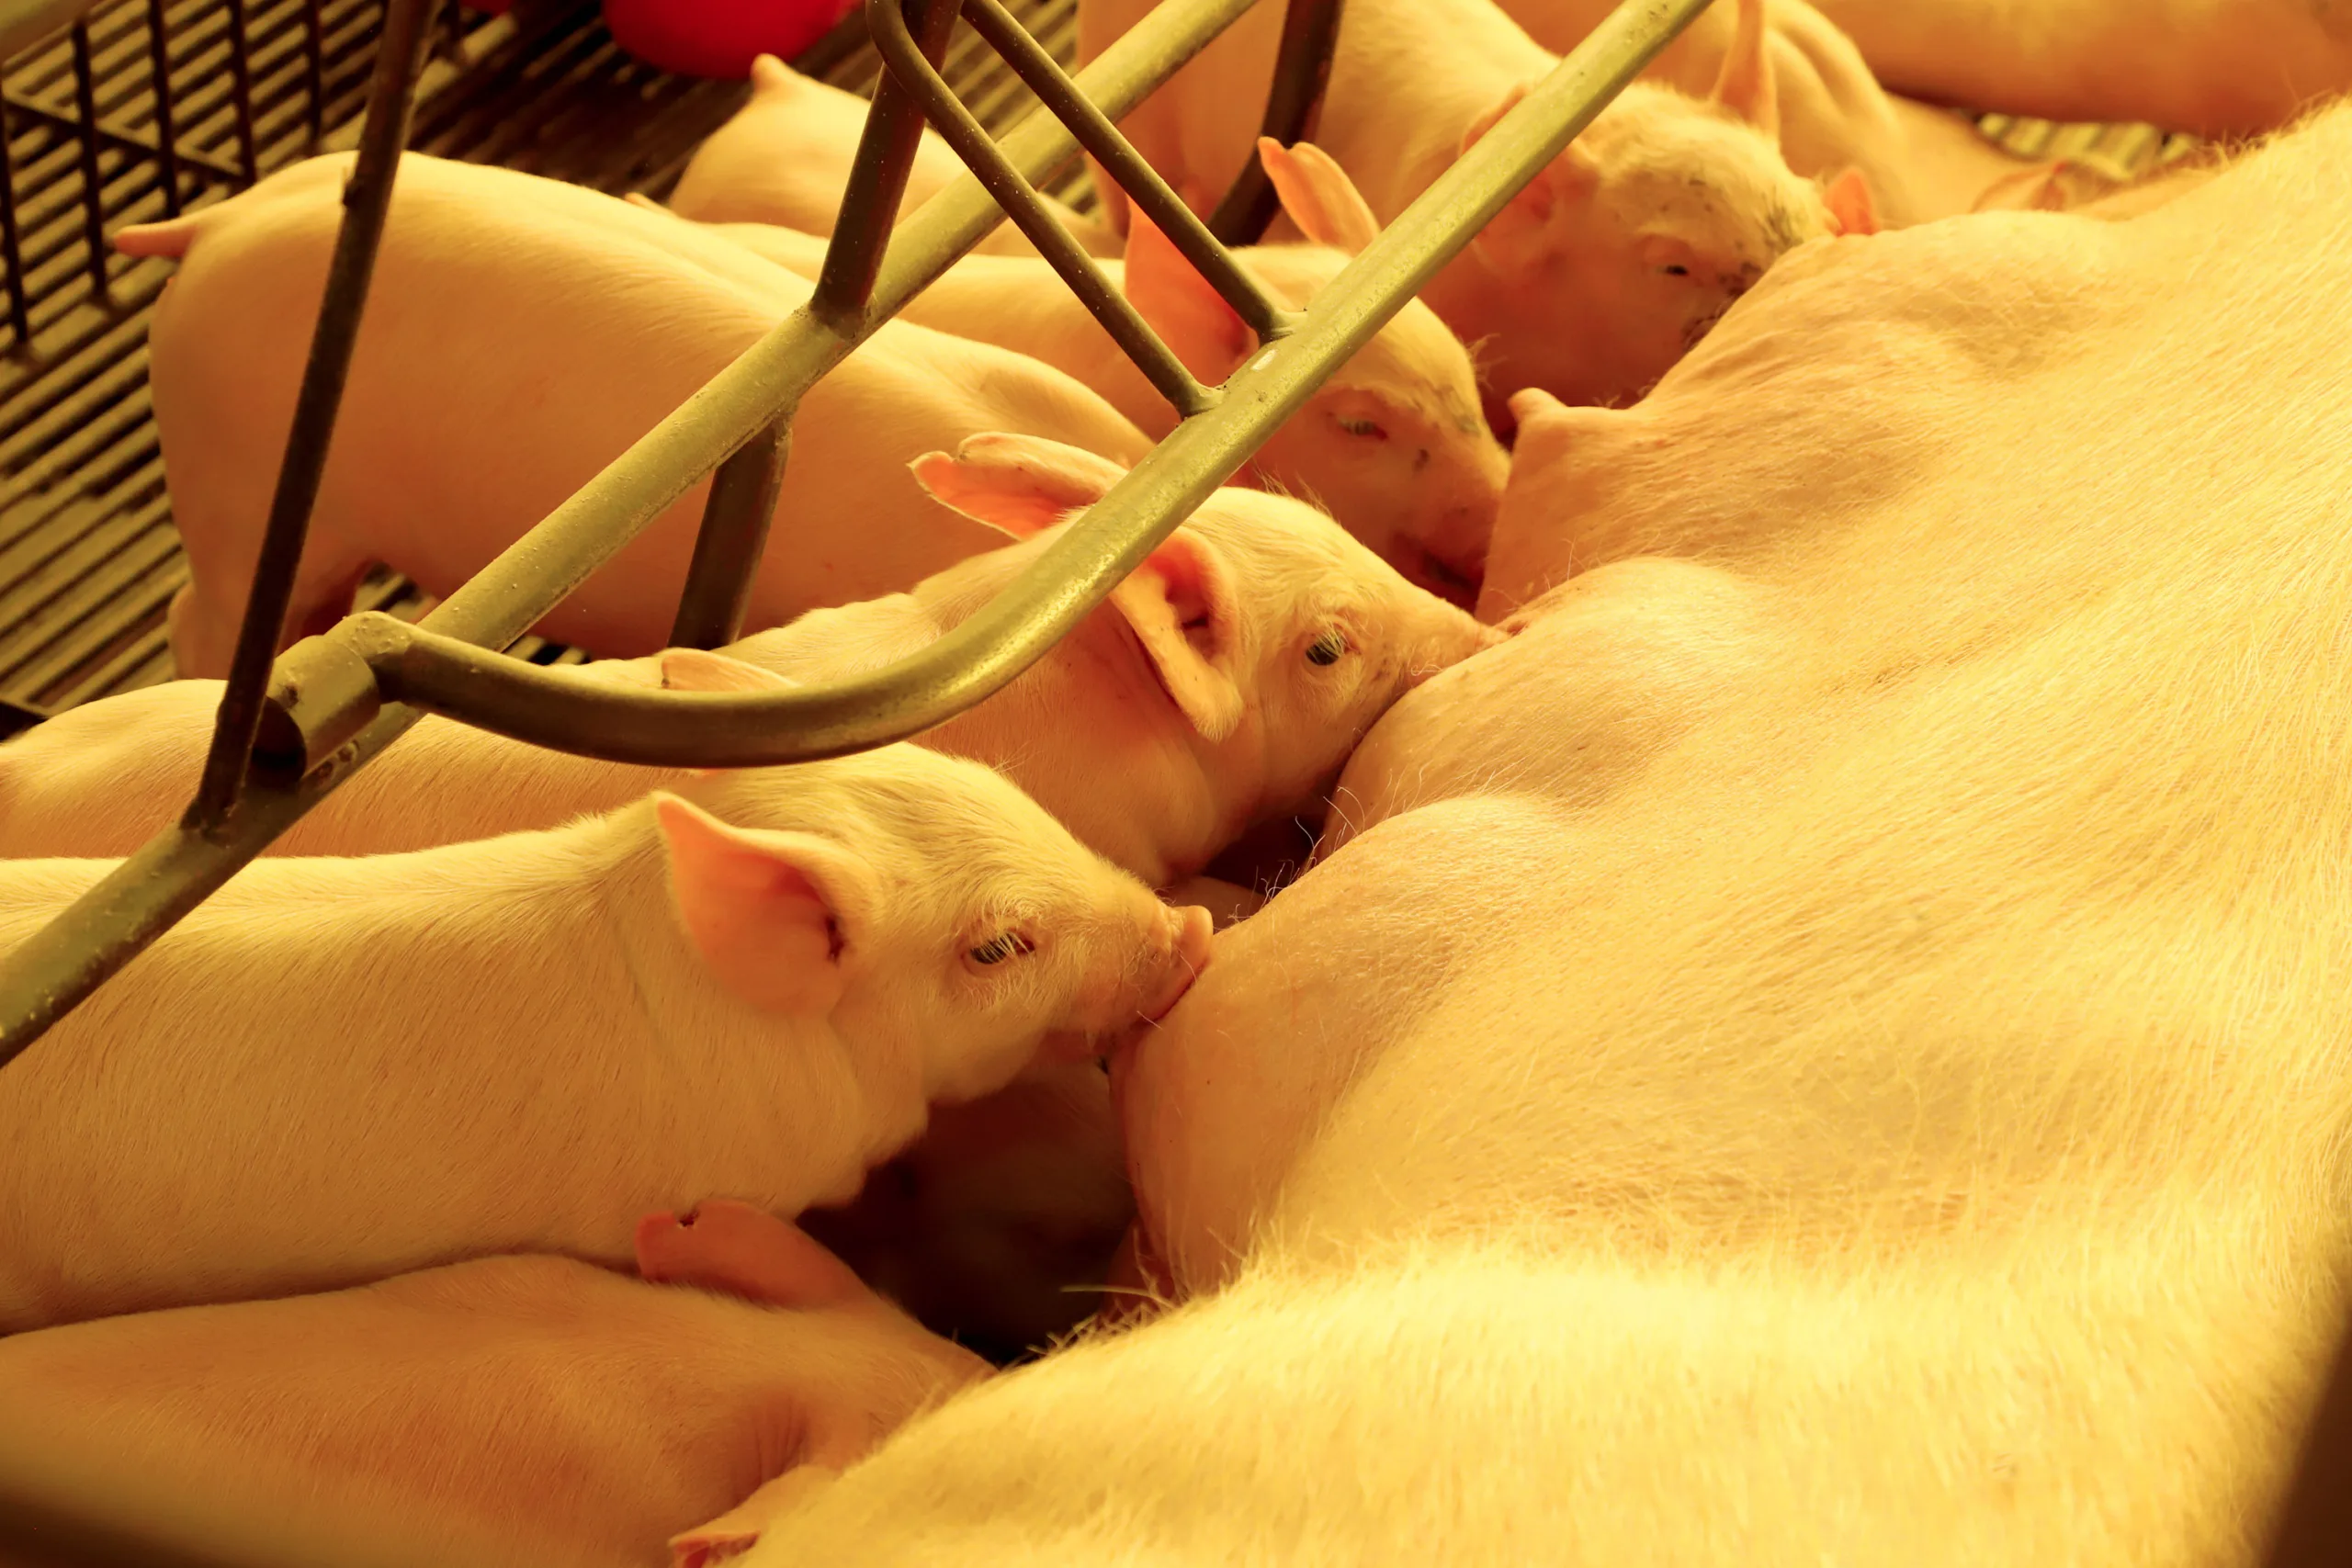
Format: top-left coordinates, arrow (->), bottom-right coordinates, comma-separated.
1208,0 -> 1346,244
0,0 -> 1270,1065
868,0 -> 1216,418
260,0 -> 1714,776
957,0 -> 1295,342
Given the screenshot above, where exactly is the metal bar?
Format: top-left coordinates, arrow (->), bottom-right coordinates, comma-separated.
185,0 -> 441,829
0,91 -> 28,352
809,0 -> 960,323
669,415 -> 792,649
0,87 -> 244,182
223,0 -> 258,186
673,0 -> 960,645
1207,0 -> 1343,243
65,19 -> 104,299
870,0 -> 1216,418
254,0 -> 1711,777
959,0 -> 1292,342
141,0 -> 179,216
2260,1271 -> 2352,1566
0,0 -> 1269,1066
302,0 -> 324,152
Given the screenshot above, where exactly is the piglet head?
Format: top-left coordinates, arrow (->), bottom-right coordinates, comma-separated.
914,434 -> 1495,852
655,752 -> 1211,1106
1225,139 -> 1510,606
1458,0 -> 1867,418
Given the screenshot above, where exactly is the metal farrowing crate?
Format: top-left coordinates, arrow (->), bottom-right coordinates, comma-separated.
0,0 -> 2342,1563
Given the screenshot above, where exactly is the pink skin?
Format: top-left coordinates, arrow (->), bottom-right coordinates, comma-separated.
0,758 -> 1209,1331
1476,205 -> 2131,619
0,1212 -> 987,1568
664,53 -> 1122,261
1081,0 -> 1872,427
1105,124 -> 2303,1305
1497,0 -> 2076,227
0,453 -> 1487,888
117,151 -> 1148,676
678,138 -> 1509,604
1803,0 -> 2352,138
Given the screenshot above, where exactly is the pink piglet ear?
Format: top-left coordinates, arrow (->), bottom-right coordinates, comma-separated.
658,649 -> 797,694
1106,529 -> 1246,742
1257,138 -> 1382,255
910,433 -> 1132,538
1711,0 -> 1781,142
1822,166 -> 1879,236
1124,210 -> 1255,385
654,794 -> 869,1018
1460,84 -> 1598,276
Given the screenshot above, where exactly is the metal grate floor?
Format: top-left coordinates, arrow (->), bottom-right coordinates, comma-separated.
0,0 -> 2178,731
0,0 -> 1094,728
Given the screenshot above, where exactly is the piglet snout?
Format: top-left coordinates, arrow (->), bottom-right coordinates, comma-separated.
1142,904 -> 1216,1022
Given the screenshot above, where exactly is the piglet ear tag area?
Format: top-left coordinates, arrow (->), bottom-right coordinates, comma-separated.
1109,532 -> 1246,743
655,794 -> 854,1019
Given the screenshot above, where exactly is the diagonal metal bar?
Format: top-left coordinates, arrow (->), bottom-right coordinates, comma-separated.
669,0 -> 962,650
141,0 -> 181,217
1208,0 -> 1344,243
252,0 -> 1713,777
958,0 -> 1294,342
0,0 -> 1274,1067
867,0 -> 1217,419
186,0 -> 442,829
812,0 -> 962,323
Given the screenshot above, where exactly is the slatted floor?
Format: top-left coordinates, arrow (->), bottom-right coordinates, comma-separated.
0,0 -> 1094,731
0,0 -> 2179,734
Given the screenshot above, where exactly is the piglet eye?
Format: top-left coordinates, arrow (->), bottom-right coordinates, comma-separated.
967,931 -> 1037,966
1336,415 -> 1388,440
1306,629 -> 1348,667
1658,263 -> 1690,277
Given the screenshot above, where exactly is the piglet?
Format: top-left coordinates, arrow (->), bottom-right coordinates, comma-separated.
1,445 -> 1489,887
665,53 -> 1121,261
117,152 -> 1149,675
1080,0 -> 1874,425
0,750 -> 1213,1332
676,137 -> 1509,604
0,1201 -> 987,1568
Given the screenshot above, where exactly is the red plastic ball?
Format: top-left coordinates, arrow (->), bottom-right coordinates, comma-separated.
603,0 -> 861,80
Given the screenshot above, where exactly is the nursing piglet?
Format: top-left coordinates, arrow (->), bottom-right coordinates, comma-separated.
0,1201 -> 986,1568
1498,0 -> 2070,226
681,139 -> 1508,603
664,53 -> 1121,260
1081,0 -> 1873,423
1,445 -> 1487,886
119,152 -> 1148,675
0,751 -> 1212,1331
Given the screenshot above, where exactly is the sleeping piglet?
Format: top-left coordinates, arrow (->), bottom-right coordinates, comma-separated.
0,1201 -> 987,1568
117,152 -> 1149,677
0,750 -> 1213,1332
0,443 -> 1491,887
